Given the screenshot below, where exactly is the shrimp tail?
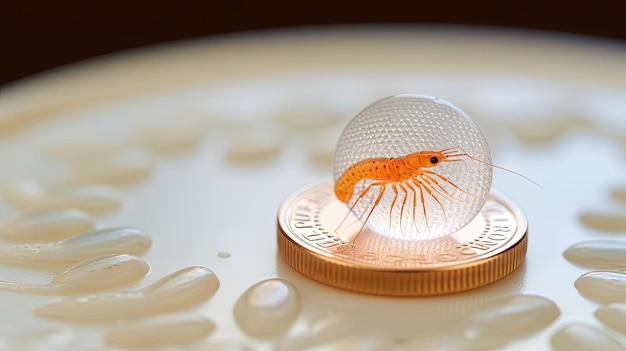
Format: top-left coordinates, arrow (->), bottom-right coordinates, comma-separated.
334,184 -> 354,203
335,157 -> 391,203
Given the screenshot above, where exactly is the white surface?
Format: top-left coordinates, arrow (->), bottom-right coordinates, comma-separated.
0,26 -> 625,350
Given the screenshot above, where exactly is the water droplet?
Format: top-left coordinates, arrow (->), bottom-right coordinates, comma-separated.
333,95 -> 493,239
563,240 -> 626,270
225,122 -> 285,163
36,266 -> 219,322
234,278 -> 300,339
135,122 -> 207,153
52,254 -> 150,289
11,327 -> 74,351
2,180 -> 124,215
575,271 -> 626,304
191,340 -> 253,351
44,136 -> 131,161
142,266 -> 220,300
463,294 -> 560,342
105,313 -> 215,349
275,314 -> 355,351
0,227 -> 152,266
580,212 -> 626,233
611,187 -> 626,205
0,254 -> 149,294
2,180 -> 45,207
328,337 -> 396,351
504,116 -> 590,146
0,209 -> 95,241
217,252 -> 231,259
595,303 -> 626,334
65,149 -> 155,186
274,108 -> 345,132
44,184 -> 125,215
401,334 -> 470,351
551,323 -> 626,351
505,120 -> 566,146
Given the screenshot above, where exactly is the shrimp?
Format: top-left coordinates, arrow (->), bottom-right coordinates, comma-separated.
334,146 -> 481,242
334,146 -> 540,243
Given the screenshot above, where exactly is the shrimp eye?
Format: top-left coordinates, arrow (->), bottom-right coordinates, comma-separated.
430,156 -> 439,164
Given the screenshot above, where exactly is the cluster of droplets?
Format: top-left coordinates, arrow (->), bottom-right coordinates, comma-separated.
0,100 -> 559,351
558,195 -> 626,349
468,90 -> 626,350
0,220 -> 225,349
478,109 -> 626,234
471,102 -> 626,349
0,102 -> 550,351
2,91 -> 625,350
0,118 -> 309,350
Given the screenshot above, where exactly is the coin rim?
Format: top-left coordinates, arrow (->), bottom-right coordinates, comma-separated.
277,180 -> 528,296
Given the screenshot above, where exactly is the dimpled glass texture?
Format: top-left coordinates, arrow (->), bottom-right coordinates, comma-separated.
333,94 -> 492,240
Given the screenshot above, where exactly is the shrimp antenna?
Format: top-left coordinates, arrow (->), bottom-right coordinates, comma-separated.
443,147 -> 544,189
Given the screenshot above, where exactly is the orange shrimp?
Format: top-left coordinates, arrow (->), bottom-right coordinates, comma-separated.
334,146 -> 540,243
334,146 -> 480,241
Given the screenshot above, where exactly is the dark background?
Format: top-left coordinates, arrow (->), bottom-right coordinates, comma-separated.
2,0 -> 626,86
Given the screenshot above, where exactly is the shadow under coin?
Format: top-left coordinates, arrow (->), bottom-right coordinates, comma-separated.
274,253 -> 529,351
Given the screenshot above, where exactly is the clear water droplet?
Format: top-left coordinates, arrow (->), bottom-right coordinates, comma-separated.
551,323 -> 625,351
0,209 -> 95,241
575,271 -> 626,304
0,227 -> 152,265
611,187 -> 626,205
2,180 -> 124,215
65,149 -> 156,186
595,303 -> 626,334
36,266 -> 219,322
579,212 -> 626,233
106,313 -> 215,349
564,240 -> 626,270
0,254 -> 148,294
52,254 -> 149,288
234,278 -> 300,339
333,95 -> 492,240
463,294 -> 560,342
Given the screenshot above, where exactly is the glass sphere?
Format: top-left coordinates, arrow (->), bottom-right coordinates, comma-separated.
333,94 -> 492,240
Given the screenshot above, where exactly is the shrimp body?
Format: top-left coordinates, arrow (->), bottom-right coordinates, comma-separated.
334,151 -> 445,202
334,147 -> 471,240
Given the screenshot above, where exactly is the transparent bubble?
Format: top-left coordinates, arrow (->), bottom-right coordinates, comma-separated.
333,94 -> 492,240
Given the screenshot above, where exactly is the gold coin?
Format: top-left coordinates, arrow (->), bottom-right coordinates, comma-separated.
277,180 -> 528,296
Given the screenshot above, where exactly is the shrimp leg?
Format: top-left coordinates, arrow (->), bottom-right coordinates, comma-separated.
421,174 -> 461,203
403,180 -> 421,233
417,181 -> 430,232
422,170 -> 480,200
335,181 -> 390,243
388,183 -> 399,231
412,177 -> 448,223
409,178 -> 430,233
335,181 -> 380,233
352,182 -> 389,243
397,182 -> 409,236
